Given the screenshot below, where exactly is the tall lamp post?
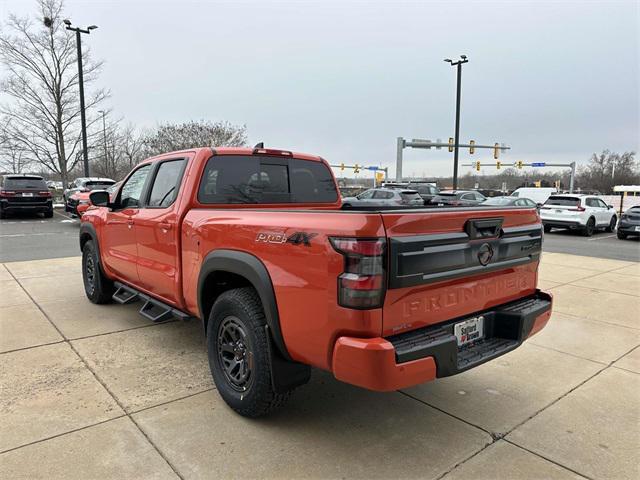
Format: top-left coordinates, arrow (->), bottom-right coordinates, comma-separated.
64,19 -> 98,177
444,55 -> 469,190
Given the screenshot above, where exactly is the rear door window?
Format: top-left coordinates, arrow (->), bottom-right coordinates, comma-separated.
198,155 -> 338,204
148,159 -> 187,207
545,196 -> 580,207
4,177 -> 47,190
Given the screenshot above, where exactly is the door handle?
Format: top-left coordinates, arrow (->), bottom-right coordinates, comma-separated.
159,222 -> 172,232
127,218 -> 134,229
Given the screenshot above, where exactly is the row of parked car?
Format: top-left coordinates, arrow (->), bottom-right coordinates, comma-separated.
339,184 -> 639,240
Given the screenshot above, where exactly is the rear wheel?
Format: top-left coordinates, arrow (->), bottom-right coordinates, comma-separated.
0,209 -> 6,219
605,215 -> 617,233
207,287 -> 292,417
44,208 -> 54,218
82,240 -> 114,304
543,224 -> 552,233
583,217 -> 595,237
617,231 -> 627,240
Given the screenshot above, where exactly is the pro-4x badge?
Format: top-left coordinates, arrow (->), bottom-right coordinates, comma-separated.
256,232 -> 317,247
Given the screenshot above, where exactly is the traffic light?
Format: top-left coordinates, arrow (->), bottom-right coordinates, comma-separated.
354,164 -> 360,174
493,143 -> 500,160
496,161 -> 501,170
340,163 -> 345,171
469,140 -> 475,154
475,160 -> 481,171
448,137 -> 454,152
516,160 -> 523,169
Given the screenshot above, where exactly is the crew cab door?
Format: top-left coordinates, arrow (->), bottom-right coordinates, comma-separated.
102,164 -> 152,283
134,157 -> 189,305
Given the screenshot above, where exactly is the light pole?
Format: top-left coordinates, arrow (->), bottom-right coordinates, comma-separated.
444,55 -> 469,190
64,19 -> 98,177
98,110 -> 108,169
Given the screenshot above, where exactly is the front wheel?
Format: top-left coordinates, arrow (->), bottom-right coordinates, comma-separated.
582,217 -> 595,237
606,215 -> 617,233
617,231 -> 627,240
543,224 -> 552,233
82,240 -> 114,304
207,287 -> 292,417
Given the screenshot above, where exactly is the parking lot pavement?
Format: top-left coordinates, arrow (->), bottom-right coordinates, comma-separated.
0,253 -> 638,479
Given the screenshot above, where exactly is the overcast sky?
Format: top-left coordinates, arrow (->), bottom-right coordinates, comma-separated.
1,0 -> 638,178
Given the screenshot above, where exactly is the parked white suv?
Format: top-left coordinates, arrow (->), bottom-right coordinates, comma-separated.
540,195 -> 617,236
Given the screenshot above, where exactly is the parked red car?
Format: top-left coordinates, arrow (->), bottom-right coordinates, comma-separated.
79,146 -> 552,417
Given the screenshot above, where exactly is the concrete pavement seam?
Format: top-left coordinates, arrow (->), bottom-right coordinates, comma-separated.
6,269 -> 186,480
502,439 -> 594,480
0,339 -> 66,356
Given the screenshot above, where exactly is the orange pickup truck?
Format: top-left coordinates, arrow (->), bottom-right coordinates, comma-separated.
80,146 -> 552,417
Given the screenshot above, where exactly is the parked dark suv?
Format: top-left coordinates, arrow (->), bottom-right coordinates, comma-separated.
0,174 -> 53,218
617,205 -> 640,240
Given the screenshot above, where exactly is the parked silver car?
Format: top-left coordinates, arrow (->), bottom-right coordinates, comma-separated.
342,188 -> 424,207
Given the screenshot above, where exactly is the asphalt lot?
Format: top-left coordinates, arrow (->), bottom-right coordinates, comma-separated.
1,210 -> 639,262
1,253 -> 638,479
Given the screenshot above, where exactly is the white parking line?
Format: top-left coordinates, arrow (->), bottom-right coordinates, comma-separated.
0,232 -> 74,238
587,234 -> 616,241
54,210 -> 75,221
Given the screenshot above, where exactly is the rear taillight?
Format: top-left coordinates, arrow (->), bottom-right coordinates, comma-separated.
39,191 -> 52,197
568,206 -> 586,212
0,190 -> 16,197
330,237 -> 386,309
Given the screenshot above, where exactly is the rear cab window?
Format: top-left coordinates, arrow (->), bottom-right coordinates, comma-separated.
148,159 -> 187,207
198,155 -> 338,204
545,196 -> 580,207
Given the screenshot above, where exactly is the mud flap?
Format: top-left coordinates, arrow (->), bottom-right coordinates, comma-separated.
264,325 -> 311,393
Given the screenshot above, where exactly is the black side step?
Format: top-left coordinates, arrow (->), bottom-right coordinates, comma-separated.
113,284 -> 140,304
113,281 -> 193,323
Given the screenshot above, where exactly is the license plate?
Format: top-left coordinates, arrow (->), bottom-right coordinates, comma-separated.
22,192 -> 34,197
555,209 -> 563,213
454,316 -> 485,347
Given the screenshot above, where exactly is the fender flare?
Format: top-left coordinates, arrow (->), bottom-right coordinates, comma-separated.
79,223 -> 99,255
197,249 -> 291,361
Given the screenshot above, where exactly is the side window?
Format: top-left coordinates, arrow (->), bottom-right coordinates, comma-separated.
373,190 -> 391,199
148,159 -> 186,208
119,165 -> 151,209
357,190 -> 375,200
596,199 -> 608,208
585,198 -> 596,208
461,193 -> 474,200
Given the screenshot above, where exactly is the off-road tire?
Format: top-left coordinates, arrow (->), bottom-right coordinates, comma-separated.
82,240 -> 114,304
207,287 -> 291,417
543,224 -> 552,233
617,231 -> 627,240
605,215 -> 617,233
583,217 -> 595,237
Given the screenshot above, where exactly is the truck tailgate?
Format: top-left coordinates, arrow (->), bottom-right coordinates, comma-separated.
381,207 -> 542,336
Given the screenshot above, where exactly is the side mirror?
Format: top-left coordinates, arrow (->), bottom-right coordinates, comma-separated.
607,204 -> 613,209
89,190 -> 110,207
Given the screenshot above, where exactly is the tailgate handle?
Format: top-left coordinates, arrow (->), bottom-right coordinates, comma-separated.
465,218 -> 503,240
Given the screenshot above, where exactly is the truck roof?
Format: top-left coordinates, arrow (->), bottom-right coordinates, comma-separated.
143,147 -> 325,163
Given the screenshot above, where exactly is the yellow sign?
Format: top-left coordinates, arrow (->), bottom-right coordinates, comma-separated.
534,180 -> 541,187
375,172 -> 385,183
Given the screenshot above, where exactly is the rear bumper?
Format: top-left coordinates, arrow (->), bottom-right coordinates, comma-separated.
1,199 -> 52,212
618,222 -> 640,235
542,219 -> 583,229
332,290 -> 552,391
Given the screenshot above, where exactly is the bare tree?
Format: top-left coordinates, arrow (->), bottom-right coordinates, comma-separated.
0,0 -> 108,187
577,150 -> 639,193
120,123 -> 145,171
143,120 -> 247,157
0,118 -> 33,173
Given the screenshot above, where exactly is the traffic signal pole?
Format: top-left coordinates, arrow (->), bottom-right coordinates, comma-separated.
452,60 -> 463,189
